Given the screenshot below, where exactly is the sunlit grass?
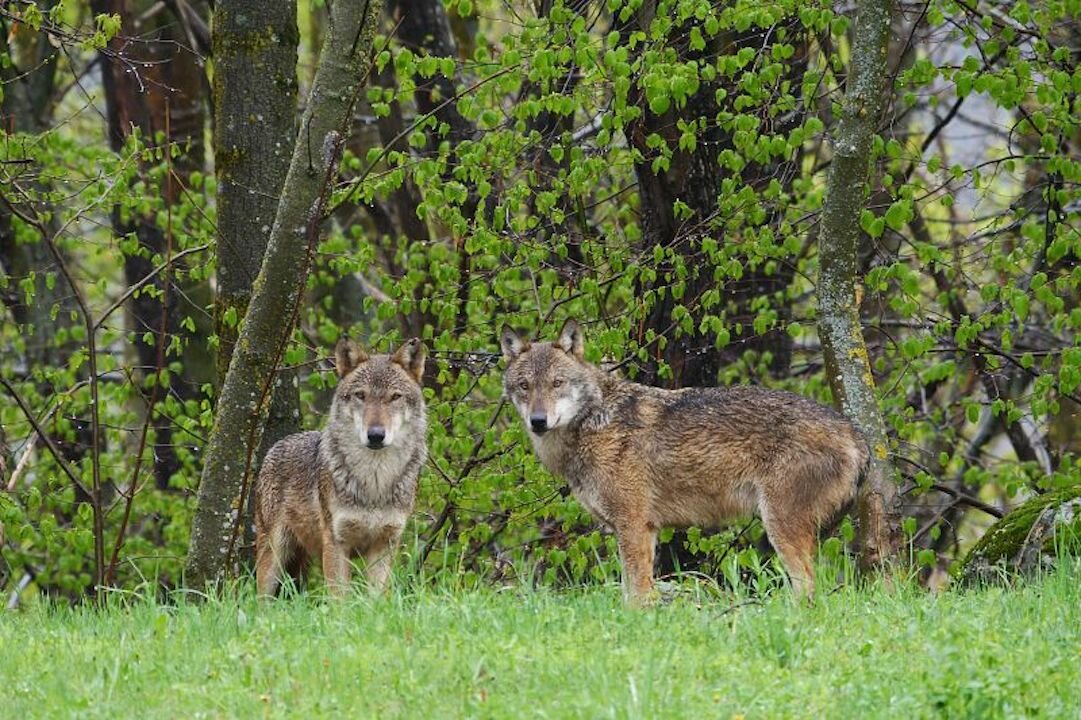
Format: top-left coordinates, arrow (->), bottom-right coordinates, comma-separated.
2,562 -> 1079,718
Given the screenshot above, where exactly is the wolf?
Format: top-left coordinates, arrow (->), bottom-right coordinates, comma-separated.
500,319 -> 868,603
254,337 -> 427,598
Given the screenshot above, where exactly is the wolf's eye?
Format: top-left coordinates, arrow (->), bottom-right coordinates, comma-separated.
389,392 -> 402,402
517,380 -> 529,392
356,391 -> 366,402
551,378 -> 564,388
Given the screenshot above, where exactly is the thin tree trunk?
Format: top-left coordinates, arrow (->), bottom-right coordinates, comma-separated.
93,0 -> 207,490
816,0 -> 901,568
622,9 -> 804,388
392,0 -> 478,340
0,2 -> 89,464
0,0 -> 73,374
185,0 -> 385,587
211,0 -> 302,557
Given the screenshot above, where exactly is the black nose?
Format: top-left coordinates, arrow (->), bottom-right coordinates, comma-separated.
367,426 -> 386,447
529,414 -> 548,433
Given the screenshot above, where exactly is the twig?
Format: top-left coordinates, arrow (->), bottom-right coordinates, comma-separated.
5,428 -> 40,492
6,571 -> 33,611
927,482 -> 1004,519
0,377 -> 90,498
94,243 -> 209,331
0,184 -> 107,595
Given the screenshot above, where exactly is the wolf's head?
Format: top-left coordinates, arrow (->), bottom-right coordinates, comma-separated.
331,337 -> 426,450
500,318 -> 602,435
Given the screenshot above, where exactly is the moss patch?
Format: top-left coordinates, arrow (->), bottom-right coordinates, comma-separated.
959,485 -> 1081,583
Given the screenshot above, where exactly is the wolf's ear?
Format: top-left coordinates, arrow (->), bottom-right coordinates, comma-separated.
500,326 -> 529,362
392,337 -> 426,384
556,318 -> 584,359
335,337 -> 368,377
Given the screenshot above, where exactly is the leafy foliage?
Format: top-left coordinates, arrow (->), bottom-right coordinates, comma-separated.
1,0 -> 1080,599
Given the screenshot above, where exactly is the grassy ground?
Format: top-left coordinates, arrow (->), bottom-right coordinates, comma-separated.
2,565 -> 1079,719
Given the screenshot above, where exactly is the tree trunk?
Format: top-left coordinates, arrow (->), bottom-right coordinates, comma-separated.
211,0 -> 302,556
816,0 -> 901,568
185,0 -> 385,587
393,0 -> 479,341
623,11 -> 804,388
93,0 -> 208,490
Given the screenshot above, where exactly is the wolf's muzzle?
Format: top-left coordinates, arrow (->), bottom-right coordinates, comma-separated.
367,425 -> 386,448
529,414 -> 548,434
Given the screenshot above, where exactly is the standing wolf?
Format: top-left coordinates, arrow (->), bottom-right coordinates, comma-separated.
501,319 -> 868,602
254,337 -> 427,598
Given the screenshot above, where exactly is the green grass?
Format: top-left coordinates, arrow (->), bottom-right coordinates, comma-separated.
3,566 -> 1080,719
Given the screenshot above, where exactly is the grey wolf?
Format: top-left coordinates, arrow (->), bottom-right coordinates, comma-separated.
500,319 -> 867,603
254,337 -> 427,598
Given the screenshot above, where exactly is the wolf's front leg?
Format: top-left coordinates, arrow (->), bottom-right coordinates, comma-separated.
321,540 -> 351,598
363,528 -> 402,596
254,530 -> 283,599
614,523 -> 658,606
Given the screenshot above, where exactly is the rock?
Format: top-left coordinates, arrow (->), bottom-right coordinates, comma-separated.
959,485 -> 1081,584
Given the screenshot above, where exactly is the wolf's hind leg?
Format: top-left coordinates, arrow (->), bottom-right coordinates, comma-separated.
614,522 -> 658,606
758,505 -> 816,600
283,548 -> 310,593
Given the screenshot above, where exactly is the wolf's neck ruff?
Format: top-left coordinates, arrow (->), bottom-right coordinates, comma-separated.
321,422 -> 421,509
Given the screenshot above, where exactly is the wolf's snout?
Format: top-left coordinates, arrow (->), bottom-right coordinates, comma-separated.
529,413 -> 548,434
366,425 -> 386,448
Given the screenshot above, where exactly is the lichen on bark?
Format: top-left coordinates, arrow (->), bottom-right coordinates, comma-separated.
815,0 -> 902,568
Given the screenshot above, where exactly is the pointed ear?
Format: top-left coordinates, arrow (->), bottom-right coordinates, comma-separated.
335,337 -> 368,377
556,318 -> 584,359
392,337 -> 426,384
500,325 -> 529,362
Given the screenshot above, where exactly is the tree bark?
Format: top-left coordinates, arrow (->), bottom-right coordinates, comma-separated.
816,0 -> 901,568
211,0 -> 302,554
184,0 -> 385,587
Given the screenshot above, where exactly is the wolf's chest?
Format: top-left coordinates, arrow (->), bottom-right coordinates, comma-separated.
530,430 -> 576,476
330,506 -> 409,550
531,430 -> 613,524
326,439 -> 420,507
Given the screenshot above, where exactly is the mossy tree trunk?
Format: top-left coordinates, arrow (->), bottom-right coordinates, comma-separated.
184,0 -> 385,587
211,0 -> 302,556
816,0 -> 902,568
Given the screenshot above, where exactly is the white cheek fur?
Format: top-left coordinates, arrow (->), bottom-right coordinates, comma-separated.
383,405 -> 408,446
515,399 -> 532,424
551,389 -> 581,429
